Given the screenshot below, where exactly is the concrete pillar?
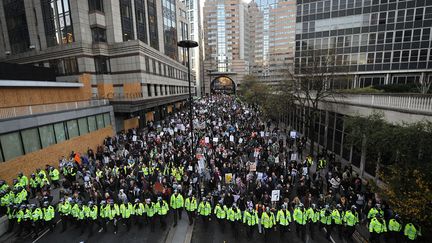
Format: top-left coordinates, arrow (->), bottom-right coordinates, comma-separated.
130,0 -> 138,40
143,0 -> 150,44
156,0 -> 165,54
24,1 -> 38,51
105,0 -> 123,43
0,3 -> 11,58
353,74 -> 359,88
384,73 -> 391,85
70,0 -> 93,44
34,1 -> 47,50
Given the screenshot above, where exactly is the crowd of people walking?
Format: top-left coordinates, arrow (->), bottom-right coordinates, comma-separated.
0,95 -> 422,242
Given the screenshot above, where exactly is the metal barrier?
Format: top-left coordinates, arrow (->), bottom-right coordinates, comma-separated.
331,94 -> 432,113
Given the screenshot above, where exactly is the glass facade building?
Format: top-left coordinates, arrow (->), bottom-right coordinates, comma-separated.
295,0 -> 432,88
3,0 -> 31,54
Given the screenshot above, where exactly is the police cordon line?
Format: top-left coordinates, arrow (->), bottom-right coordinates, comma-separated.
0,95 -> 422,242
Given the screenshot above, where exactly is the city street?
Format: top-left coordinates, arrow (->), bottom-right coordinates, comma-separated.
191,219 -> 345,243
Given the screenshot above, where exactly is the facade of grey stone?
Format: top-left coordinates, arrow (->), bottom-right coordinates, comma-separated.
0,0 -> 194,125
295,0 -> 432,89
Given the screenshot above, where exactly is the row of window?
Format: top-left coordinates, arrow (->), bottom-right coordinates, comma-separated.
0,113 -> 111,162
298,0 -> 428,17
146,84 -> 189,97
296,48 -> 431,67
297,28 -> 431,51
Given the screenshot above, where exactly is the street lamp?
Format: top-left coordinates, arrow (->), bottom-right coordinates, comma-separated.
178,40 -> 199,155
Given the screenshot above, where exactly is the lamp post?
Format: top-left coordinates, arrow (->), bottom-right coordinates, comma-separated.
178,40 -> 198,155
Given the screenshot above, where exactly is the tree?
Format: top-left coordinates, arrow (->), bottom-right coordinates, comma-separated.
238,74 -> 269,107
345,113 -> 432,229
281,47 -> 346,155
416,74 -> 432,94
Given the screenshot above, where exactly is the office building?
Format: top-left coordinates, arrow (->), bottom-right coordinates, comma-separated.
182,0 -> 204,96
295,0 -> 432,88
0,0 -> 194,131
203,0 -> 250,94
251,0 -> 296,85
0,63 -> 114,182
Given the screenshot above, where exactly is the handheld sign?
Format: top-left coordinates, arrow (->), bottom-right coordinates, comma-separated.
271,190 -> 280,202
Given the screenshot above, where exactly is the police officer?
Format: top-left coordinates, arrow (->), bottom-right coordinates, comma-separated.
86,201 -> 98,237
226,203 -> 241,238
48,166 -> 60,188
320,205 -> 332,241
156,196 -> 169,230
344,205 -> 359,240
31,204 -> 43,238
145,198 -> 156,232
294,203 -> 307,242
7,203 -> 17,233
170,189 -> 184,227
42,201 -> 55,231
17,172 -> 28,189
107,199 -> 120,234
404,222 -> 421,241
388,214 -> 402,243
29,174 -> 38,197
99,200 -> 108,233
119,201 -> 133,231
331,204 -> 343,238
133,199 -> 145,228
369,214 -> 387,243
306,204 -> 319,240
261,207 -> 275,242
368,203 -> 383,221
276,204 -> 292,238
243,207 -> 258,239
16,204 -> 27,237
197,197 -> 212,228
184,193 -> 197,225
213,201 -> 227,232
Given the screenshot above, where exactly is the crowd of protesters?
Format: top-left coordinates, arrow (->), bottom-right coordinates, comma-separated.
0,94 -> 422,242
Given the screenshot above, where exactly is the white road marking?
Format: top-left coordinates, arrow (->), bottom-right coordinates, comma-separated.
32,219 -> 61,243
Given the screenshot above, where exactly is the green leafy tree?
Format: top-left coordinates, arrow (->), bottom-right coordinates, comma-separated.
345,113 -> 432,229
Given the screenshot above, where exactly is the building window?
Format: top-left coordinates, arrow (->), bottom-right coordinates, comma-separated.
147,84 -> 152,97
162,0 -> 178,60
66,120 -> 79,138
120,0 -> 134,41
39,125 -> 56,148
94,56 -> 111,74
3,0 -> 30,54
87,116 -> 97,131
154,84 -> 158,96
63,57 -> 78,75
54,122 -> 67,142
88,0 -> 104,12
21,128 -> 41,154
147,0 -> 159,50
91,27 -> 107,42
41,0 -> 74,47
135,0 -> 147,43
0,132 -> 24,161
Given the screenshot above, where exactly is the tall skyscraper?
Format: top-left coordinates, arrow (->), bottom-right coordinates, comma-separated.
203,0 -> 250,94
295,0 -> 432,88
251,0 -> 297,85
203,0 -> 296,92
0,0 -> 194,130
182,0 -> 204,96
